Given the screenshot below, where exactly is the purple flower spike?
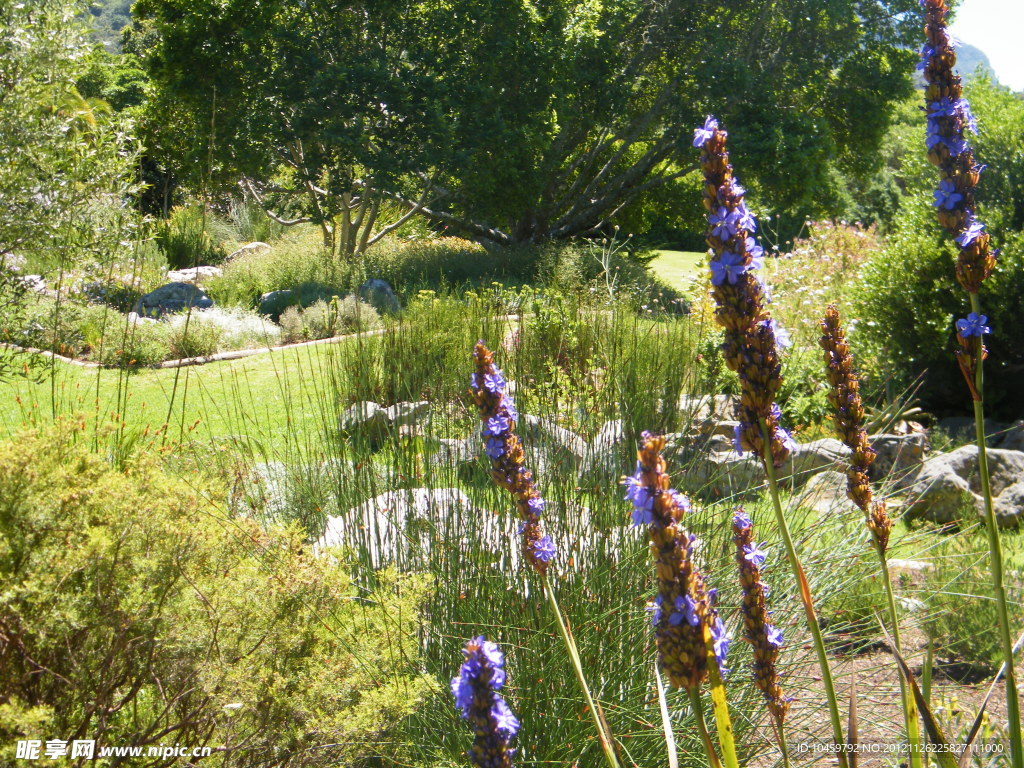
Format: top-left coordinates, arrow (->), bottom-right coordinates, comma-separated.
712,618 -> 730,674
693,115 -> 719,148
526,496 -> 545,516
485,437 -> 505,460
766,624 -> 785,648
933,179 -> 963,210
733,508 -> 753,529
452,636 -> 519,765
483,414 -> 510,437
956,312 -> 990,337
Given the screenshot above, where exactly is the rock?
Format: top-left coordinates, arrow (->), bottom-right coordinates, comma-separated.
258,289 -> 297,319
19,274 -> 47,293
358,278 -> 400,314
338,400 -> 430,449
794,470 -> 857,516
781,439 -> 850,483
133,282 -> 213,318
996,421 -> 1024,452
936,416 -> 1004,446
677,394 -> 742,435
898,445 -> 1024,527
518,414 -> 588,471
869,433 -> 928,481
688,450 -> 763,495
581,419 -> 628,479
167,265 -> 223,285
315,488 -> 489,568
226,242 -> 271,261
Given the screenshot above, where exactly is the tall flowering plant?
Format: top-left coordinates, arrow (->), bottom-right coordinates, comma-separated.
451,636 -> 519,768
919,2 -> 1022,765
820,304 -> 922,766
694,116 -> 849,768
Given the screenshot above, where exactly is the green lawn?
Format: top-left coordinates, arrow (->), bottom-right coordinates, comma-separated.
1,342 -> 344,455
647,249 -> 706,290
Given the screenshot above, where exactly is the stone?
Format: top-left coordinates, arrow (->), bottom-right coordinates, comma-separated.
315,488 -> 489,568
19,274 -> 47,293
869,433 -> 928,481
358,278 -> 400,314
167,265 -> 223,285
581,419 -> 628,479
133,282 -> 213,318
258,289 -> 297,319
677,394 -> 742,435
996,421 -> 1024,452
518,414 -> 587,471
794,470 -> 858,516
936,416 -> 1004,446
688,450 -> 763,495
226,241 -> 271,261
781,438 -> 850,482
898,445 -> 1024,527
338,400 -> 430,449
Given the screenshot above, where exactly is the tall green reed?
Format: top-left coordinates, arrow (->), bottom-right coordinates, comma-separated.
919,1 -> 1022,764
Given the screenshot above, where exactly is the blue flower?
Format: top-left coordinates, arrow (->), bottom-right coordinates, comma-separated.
933,179 -> 963,210
501,396 -> 519,423
470,372 -> 481,390
526,496 -> 545,516
483,414 -> 510,437
958,99 -> 978,134
667,489 -> 692,516
710,250 -> 747,286
955,214 -> 985,247
745,236 -> 764,262
777,426 -> 797,454
531,535 -> 557,562
763,317 -> 791,349
766,624 -> 785,648
485,437 -> 505,460
956,312 -> 990,337
712,618 -> 730,672
743,541 -> 768,568
732,422 -> 746,455
491,698 -> 520,737
483,369 -> 506,395
708,206 -> 737,240
693,115 -> 719,148
648,594 -> 664,626
669,594 -> 700,627
451,636 -> 520,758
625,464 -> 655,526
917,43 -> 935,71
733,509 -> 752,529
927,96 -> 958,117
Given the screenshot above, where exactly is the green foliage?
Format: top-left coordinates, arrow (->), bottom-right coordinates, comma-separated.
0,425 -> 432,764
279,297 -> 382,343
155,202 -> 225,270
854,196 -> 1024,416
167,314 -> 222,358
922,532 -> 1024,677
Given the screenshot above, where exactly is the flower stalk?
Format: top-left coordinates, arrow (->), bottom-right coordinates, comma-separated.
820,305 -> 922,768
694,116 -> 848,768
470,342 -> 620,768
451,636 -> 519,768
919,2 -> 1021,763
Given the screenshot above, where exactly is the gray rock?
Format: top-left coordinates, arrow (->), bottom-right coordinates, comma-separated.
518,414 -> 587,470
581,419 -> 628,479
133,282 -> 213,318
339,400 -> 430,449
899,445 -> 1024,526
782,438 -> 850,482
258,289 -> 297,318
936,416 -> 1004,446
794,470 -> 858,516
869,433 -> 928,481
167,265 -> 223,285
358,278 -> 400,314
996,421 -> 1024,452
677,394 -> 742,435
315,488 -> 487,568
688,450 -> 763,495
226,241 -> 271,262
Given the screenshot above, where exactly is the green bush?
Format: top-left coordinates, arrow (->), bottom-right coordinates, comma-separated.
278,297 -> 381,343
167,314 -> 223,359
854,195 -> 1024,417
93,318 -> 171,368
0,426 -> 432,764
155,202 -> 226,270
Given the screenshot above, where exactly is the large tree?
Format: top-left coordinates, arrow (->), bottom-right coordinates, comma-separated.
136,0 -> 919,252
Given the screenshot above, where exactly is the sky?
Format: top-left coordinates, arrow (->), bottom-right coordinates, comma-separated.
950,0 -> 1024,92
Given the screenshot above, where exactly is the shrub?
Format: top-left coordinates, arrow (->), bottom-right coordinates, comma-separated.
155,201 -> 225,270
166,313 -> 223,359
854,195 -> 1024,417
0,426 -> 432,765
92,317 -> 171,368
278,297 -> 381,343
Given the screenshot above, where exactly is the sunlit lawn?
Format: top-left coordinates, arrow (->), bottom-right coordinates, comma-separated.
648,248 -> 706,290
0,342 -> 344,454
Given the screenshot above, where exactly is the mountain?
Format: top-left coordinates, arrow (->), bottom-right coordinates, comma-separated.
955,42 -> 996,81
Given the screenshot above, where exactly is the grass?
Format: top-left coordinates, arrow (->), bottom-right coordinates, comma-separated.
647,249 -> 706,291
0,342 -> 345,456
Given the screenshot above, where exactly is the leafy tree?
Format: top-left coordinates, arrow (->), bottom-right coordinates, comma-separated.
136,0 -> 919,253
0,0 -> 140,379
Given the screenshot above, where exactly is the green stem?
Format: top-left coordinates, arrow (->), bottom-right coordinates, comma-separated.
968,293 -> 1023,768
772,714 -> 792,768
876,546 -> 923,768
688,688 -> 723,768
543,574 -> 621,768
759,419 -> 849,768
